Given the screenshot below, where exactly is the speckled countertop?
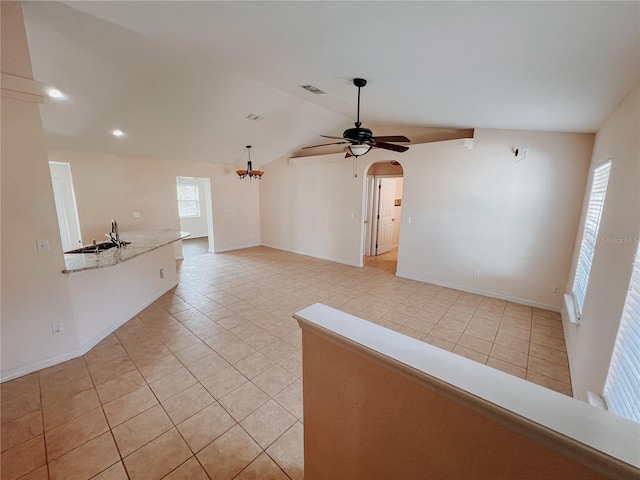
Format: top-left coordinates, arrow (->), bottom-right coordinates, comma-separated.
63,229 -> 190,274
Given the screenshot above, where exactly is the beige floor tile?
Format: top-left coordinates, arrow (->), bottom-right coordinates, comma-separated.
456,333 -> 493,355
148,367 -> 197,401
48,432 -> 119,480
177,402 -> 236,453
526,371 -> 573,396
45,407 -> 109,460
531,322 -> 565,340
196,424 -> 262,480
186,352 -> 232,381
91,461 -> 129,480
202,331 -> 242,351
88,355 -> 138,386
234,352 -> 276,379
1,373 -> 41,426
530,332 -> 567,352
94,370 -> 145,406
497,323 -> 531,341
235,452 -> 290,479
489,343 -> 528,368
200,366 -> 248,399
162,384 -> 215,424
494,332 -> 530,353
529,342 -> 569,366
423,335 -> 455,352
486,357 -> 526,379
532,314 -> 563,330
452,345 -> 489,364
274,379 -> 303,419
162,457 -> 210,479
173,342 -> 214,366
1,409 -> 43,453
429,324 -> 463,344
266,421 -> 304,480
500,315 -> 531,332
527,355 -> 571,384
42,387 -> 101,431
240,400 -> 297,449
17,465 -> 48,480
252,365 -> 297,397
0,434 -> 46,480
123,428 -> 192,480
218,342 -> 257,364
40,368 -> 94,407
218,382 -> 270,421
112,404 -> 173,457
463,324 -> 498,342
102,385 -> 158,428
137,354 -> 183,383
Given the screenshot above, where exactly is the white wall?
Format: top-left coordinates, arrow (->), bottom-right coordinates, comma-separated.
563,83 -> 640,401
1,1 -> 80,377
261,129 -> 593,309
47,150 -> 261,253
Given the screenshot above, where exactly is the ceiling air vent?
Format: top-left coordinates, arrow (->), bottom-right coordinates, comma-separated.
300,85 -> 327,95
246,113 -> 265,121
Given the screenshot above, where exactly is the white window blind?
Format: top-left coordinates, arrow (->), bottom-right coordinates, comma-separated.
573,162 -> 611,317
177,184 -> 200,218
604,245 -> 640,423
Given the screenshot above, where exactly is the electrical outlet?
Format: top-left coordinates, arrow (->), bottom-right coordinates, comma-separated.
133,211 -> 141,218
552,284 -> 560,293
473,269 -> 481,278
406,217 -> 412,224
301,239 -> 307,245
160,268 -> 165,279
37,239 -> 50,252
51,323 -> 64,335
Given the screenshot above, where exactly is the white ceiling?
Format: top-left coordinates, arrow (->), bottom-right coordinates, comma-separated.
21,1 -> 640,167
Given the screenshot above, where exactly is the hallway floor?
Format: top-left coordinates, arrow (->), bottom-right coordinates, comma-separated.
1,240 -> 571,479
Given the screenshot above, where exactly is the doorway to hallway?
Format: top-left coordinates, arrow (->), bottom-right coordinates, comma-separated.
363,161 -> 404,271
176,176 -> 214,254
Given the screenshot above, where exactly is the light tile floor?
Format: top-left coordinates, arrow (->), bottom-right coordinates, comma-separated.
1,239 -> 571,479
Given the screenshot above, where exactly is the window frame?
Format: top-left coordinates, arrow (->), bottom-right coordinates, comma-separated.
604,243 -> 640,423
571,160 -> 611,320
176,183 -> 201,219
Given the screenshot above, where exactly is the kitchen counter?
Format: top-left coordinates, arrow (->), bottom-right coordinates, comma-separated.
63,229 -> 190,273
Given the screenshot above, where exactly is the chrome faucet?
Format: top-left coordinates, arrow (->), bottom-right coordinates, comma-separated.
110,219 -> 121,247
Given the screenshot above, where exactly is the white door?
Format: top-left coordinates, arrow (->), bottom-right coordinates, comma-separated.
375,178 -> 396,255
49,162 -> 82,251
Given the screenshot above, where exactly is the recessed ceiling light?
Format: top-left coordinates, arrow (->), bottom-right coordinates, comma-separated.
112,129 -> 125,137
46,88 -> 65,99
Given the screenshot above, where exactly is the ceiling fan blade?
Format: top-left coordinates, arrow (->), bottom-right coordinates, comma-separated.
320,135 -> 348,140
301,141 -> 350,149
373,142 -> 409,153
373,135 -> 411,143
345,152 -> 352,158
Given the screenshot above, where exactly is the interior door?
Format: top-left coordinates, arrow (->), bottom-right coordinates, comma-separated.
375,178 -> 396,255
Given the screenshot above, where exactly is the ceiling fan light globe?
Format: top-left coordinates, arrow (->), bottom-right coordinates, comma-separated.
347,144 -> 372,157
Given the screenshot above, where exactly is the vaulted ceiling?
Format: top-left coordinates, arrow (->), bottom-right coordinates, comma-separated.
21,1 -> 640,167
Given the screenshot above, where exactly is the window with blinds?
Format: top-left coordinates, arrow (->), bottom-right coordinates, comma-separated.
604,245 -> 640,422
572,162 -> 611,318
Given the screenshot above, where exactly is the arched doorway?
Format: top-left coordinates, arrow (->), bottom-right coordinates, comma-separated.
363,161 -> 404,272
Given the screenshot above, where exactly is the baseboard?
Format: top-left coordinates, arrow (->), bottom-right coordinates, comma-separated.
396,271 -> 561,312
260,243 -> 361,267
214,243 -> 261,253
0,280 -> 178,383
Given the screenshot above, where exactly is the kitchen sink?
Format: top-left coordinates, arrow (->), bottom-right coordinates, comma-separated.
66,242 -> 118,254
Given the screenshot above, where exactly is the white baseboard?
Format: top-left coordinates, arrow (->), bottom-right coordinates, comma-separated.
396,271 -> 561,312
260,243 -> 361,267
0,281 -> 178,383
214,243 -> 261,253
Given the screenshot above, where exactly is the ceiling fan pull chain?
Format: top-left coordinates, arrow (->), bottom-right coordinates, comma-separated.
353,156 -> 358,178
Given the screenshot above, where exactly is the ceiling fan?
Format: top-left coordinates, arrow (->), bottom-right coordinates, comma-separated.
302,78 -> 411,158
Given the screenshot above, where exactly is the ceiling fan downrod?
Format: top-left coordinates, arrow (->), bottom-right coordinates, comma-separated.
353,78 -> 367,129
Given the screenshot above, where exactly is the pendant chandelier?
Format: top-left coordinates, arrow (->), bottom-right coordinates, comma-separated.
236,145 -> 264,179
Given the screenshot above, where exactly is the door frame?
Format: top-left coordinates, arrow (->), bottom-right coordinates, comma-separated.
362,169 -> 404,259
176,176 -> 215,254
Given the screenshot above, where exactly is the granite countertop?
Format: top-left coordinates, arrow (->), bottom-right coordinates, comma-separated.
63,229 -> 191,274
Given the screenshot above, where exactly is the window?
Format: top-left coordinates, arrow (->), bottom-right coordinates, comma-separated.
177,184 -> 200,218
604,244 -> 640,422
572,162 -> 611,318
